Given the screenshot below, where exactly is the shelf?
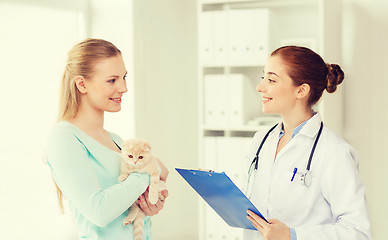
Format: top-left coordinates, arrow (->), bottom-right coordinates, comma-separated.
202,124 -> 274,132
202,64 -> 263,68
201,0 -> 318,7
197,0 -> 343,239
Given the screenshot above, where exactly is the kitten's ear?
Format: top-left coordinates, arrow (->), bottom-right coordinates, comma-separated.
122,143 -> 129,150
142,141 -> 151,152
122,139 -> 135,150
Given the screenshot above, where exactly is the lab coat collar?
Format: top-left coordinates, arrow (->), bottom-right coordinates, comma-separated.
297,112 -> 323,138
277,112 -> 323,139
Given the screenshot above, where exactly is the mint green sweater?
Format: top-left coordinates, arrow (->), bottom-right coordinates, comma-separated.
46,121 -> 152,240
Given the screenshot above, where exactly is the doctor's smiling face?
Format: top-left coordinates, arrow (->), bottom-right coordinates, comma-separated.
257,55 -> 303,115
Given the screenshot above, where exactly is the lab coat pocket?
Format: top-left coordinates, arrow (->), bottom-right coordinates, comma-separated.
269,167 -> 318,223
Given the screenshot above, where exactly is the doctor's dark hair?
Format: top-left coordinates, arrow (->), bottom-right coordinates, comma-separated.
271,46 -> 344,106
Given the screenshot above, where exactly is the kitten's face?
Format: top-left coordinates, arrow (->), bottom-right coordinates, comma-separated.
122,139 -> 152,167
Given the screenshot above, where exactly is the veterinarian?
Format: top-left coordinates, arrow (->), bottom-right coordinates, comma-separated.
244,46 -> 371,240
45,38 -> 169,240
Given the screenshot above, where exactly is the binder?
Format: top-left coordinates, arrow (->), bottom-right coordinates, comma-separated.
227,8 -> 270,66
203,74 -> 219,126
213,10 -> 227,66
250,8 -> 270,66
176,168 -> 267,230
200,11 -> 214,66
203,74 -> 260,127
227,9 -> 251,66
218,137 -> 251,190
203,137 -> 218,170
203,74 -> 228,126
228,74 -> 260,126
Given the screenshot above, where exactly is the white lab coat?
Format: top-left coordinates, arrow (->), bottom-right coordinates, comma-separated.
243,113 -> 371,240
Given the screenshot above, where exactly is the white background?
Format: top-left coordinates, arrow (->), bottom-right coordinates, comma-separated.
0,0 -> 387,240
0,0 -> 135,239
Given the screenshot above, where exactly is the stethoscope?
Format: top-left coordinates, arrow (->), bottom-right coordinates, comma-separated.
246,121 -> 324,198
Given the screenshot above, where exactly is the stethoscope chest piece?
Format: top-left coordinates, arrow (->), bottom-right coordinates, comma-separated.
300,170 -> 312,187
247,121 -> 323,194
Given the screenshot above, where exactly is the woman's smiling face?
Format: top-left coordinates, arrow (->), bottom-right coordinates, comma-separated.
81,54 -> 128,113
256,55 -> 300,115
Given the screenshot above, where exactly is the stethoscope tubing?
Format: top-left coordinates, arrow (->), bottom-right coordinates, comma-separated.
246,121 -> 324,195
306,122 -> 323,171
253,123 -> 278,170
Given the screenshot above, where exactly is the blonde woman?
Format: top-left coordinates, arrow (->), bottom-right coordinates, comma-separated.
46,38 -> 168,240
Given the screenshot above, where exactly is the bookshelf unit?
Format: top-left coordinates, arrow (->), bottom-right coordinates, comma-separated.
197,0 -> 342,239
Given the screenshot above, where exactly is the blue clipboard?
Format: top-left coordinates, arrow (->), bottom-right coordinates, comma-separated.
175,168 -> 267,230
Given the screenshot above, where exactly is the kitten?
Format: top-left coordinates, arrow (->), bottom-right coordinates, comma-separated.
118,138 -> 166,240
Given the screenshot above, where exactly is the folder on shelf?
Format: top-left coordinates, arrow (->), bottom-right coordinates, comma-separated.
175,168 -> 267,230
200,11 -> 214,66
213,10 -> 227,66
203,74 -> 228,126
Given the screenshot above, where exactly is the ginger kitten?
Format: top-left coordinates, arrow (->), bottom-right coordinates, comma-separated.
118,138 -> 166,240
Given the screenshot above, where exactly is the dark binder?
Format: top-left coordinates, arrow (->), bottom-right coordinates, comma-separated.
175,168 -> 267,230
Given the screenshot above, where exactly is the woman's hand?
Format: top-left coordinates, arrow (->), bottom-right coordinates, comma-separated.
138,188 -> 168,216
156,157 -> 169,182
246,210 -> 291,240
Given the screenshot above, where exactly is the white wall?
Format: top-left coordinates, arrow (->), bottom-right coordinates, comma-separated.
132,0 -> 199,239
0,0 -> 135,239
342,1 -> 388,239
0,1 -> 84,239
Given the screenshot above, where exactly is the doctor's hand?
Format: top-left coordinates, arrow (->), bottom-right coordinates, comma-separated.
247,210 -> 291,240
138,188 -> 169,216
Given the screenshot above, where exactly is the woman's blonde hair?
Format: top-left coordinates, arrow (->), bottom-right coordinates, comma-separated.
55,38 -> 121,212
58,38 -> 122,121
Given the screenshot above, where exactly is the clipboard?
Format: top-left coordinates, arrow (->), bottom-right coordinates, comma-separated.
175,168 -> 267,230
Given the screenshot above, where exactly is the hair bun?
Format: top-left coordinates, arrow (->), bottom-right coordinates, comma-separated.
326,64 -> 344,93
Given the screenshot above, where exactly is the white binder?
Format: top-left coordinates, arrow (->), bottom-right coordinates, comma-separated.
227,8 -> 270,66
227,9 -> 251,66
250,8 -> 270,66
203,75 -> 219,126
213,10 -> 227,66
203,137 -> 218,170
200,8 -> 270,67
204,74 -> 259,127
228,74 -> 260,126
217,136 -> 251,191
201,136 -> 253,239
204,74 -> 229,126
200,11 -> 214,66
